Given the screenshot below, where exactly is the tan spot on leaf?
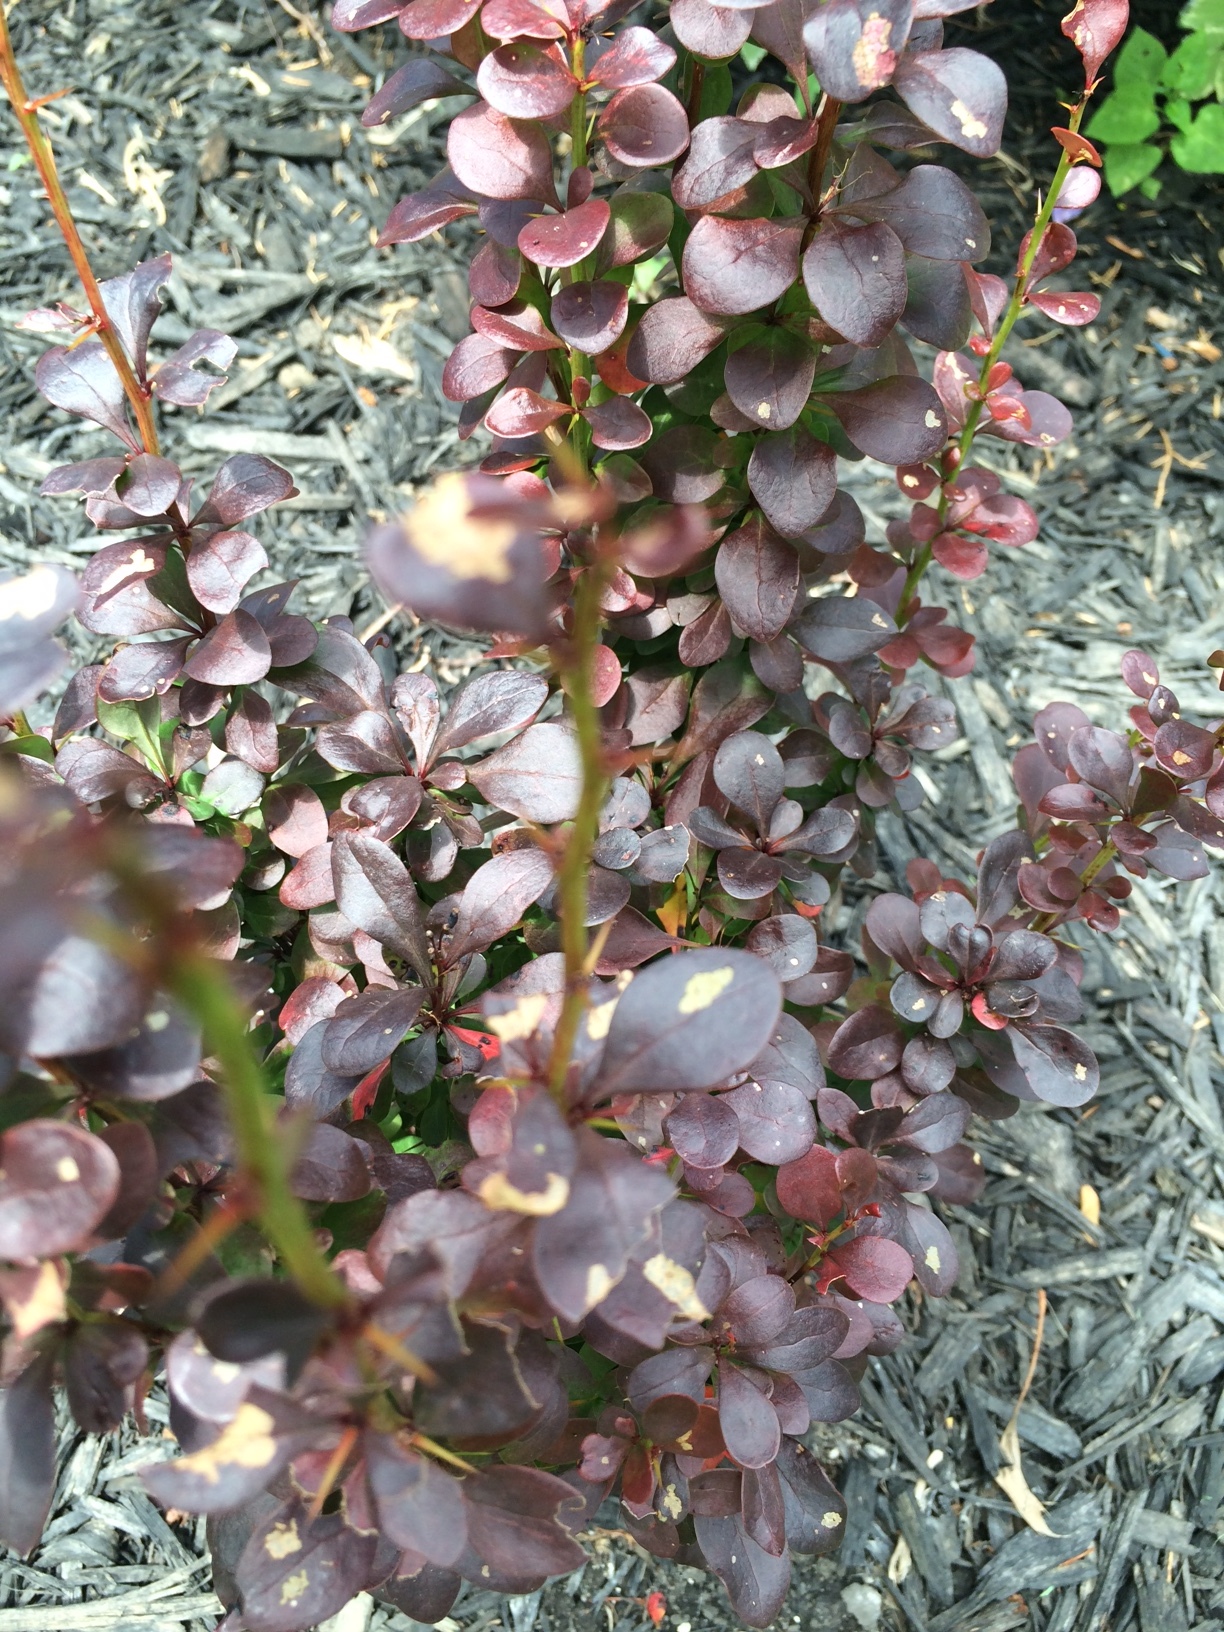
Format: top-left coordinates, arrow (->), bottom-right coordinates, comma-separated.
660,1483 -> 683,1520
642,1252 -> 710,1321
476,1169 -> 571,1217
173,1402 -> 278,1485
678,965 -> 735,1015
585,1263 -> 614,1310
0,564 -> 63,622
585,995 -> 620,1041
55,1156 -> 80,1183
279,1570 -> 310,1606
1173,750 -> 1192,765
924,409 -> 941,428
94,548 -> 157,596
1073,1062 -> 1087,1080
264,1519 -> 302,1560
757,402 -> 771,419
822,1510 -> 843,1527
403,472 -> 518,584
950,98 -> 988,140
486,991 -> 549,1044
924,1245 -> 941,1273
851,14 -> 896,86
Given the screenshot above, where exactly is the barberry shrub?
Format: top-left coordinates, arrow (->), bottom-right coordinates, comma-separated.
3,0 -> 1222,1627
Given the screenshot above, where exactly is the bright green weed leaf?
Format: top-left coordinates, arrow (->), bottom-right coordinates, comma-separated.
1104,140 -> 1164,193
739,41 -> 766,69
1166,94 -> 1194,131
1087,85 -> 1162,143
1181,0 -> 1224,36
1163,30 -> 1220,97
1139,174 -> 1163,198
1114,26 -> 1168,87
1171,100 -> 1224,168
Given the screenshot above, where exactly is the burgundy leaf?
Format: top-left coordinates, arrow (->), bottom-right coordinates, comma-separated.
36,343 -> 136,448
362,58 -> 472,126
823,375 -> 947,463
683,216 -> 803,317
1026,289 -> 1101,325
851,163 -> 990,261
447,103 -> 556,202
1062,0 -> 1129,85
746,426 -> 836,538
599,948 -> 783,1096
626,296 -> 727,385
182,608 -> 272,686
587,26 -> 677,87
671,0 -> 753,59
598,84 -> 690,167
467,720 -> 581,822
601,190 -> 675,273
803,0 -> 913,101
152,330 -> 237,407
893,47 -> 1007,157
518,197 -> 611,268
471,299 -> 563,352
803,219 -> 907,347
715,516 -> 801,643
724,330 -> 816,431
582,396 -> 653,450
236,1501 -> 378,1632
379,170 -> 479,245
443,333 -> 517,402
477,42 -> 577,119
447,846 -> 556,963
671,116 -> 761,210
551,279 -> 629,354
827,1234 -> 912,1301
186,530 -> 268,615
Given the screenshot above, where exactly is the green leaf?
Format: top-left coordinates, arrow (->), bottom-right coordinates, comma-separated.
1166,94 -> 1194,131
1162,30 -> 1221,97
96,695 -> 167,772
739,41 -> 766,70
1114,27 -> 1168,87
1103,141 -> 1164,194
0,735 -> 54,764
1181,0 -> 1224,36
1087,85 -> 1162,143
1171,100 -> 1224,169
1139,174 -> 1163,198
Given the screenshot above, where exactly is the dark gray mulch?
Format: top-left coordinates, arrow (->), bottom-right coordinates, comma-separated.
1,0 -> 1223,1629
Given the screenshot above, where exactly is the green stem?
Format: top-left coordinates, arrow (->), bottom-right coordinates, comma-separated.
0,3 -> 159,455
1032,838 -> 1117,935
898,101 -> 1087,622
548,560 -> 611,1100
169,952 -> 348,1308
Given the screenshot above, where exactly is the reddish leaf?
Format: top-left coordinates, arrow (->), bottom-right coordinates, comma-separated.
467,721 -> 581,822
626,297 -> 727,385
715,516 -> 801,643
671,116 -> 760,210
892,47 -> 1007,157
0,1122 -> 120,1259
826,1234 -> 912,1301
582,397 -> 653,450
182,609 -> 272,686
1026,289 -> 1101,325
1062,0 -> 1129,85
518,197 -> 611,268
551,279 -> 629,354
823,375 -> 947,463
724,330 -> 816,431
746,427 -> 836,538
802,218 -> 907,347
598,85 -> 690,167
186,530 -> 268,615
671,0 -> 753,59
587,26 -> 677,87
477,42 -> 577,118
447,103 -> 556,202
683,216 -> 803,317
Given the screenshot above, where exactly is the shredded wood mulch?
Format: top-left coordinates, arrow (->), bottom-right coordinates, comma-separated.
1,0 -> 1223,1628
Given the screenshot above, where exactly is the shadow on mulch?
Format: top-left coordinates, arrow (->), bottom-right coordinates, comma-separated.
1,0 -> 1223,1629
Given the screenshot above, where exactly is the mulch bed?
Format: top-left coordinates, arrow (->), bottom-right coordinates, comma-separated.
1,0 -> 1223,1629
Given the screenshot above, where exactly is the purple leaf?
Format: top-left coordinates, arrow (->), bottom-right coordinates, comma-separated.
477,42 -> 577,119
598,84 -> 690,168
35,343 -> 136,448
893,47 -> 1007,156
582,396 -> 652,450
671,0 -> 753,59
152,330 -> 237,407
802,218 -> 907,346
588,26 -> 677,86
850,163 -> 990,261
626,296 -> 727,385
803,0 -> 913,101
186,530 -> 268,615
822,375 -> 947,463
683,216 -> 803,317
447,103 -> 557,202
746,426 -> 836,537
551,279 -> 629,354
362,58 -> 472,126
182,609 -> 272,686
715,516 -> 801,642
518,197 -> 611,268
671,116 -> 761,210
724,330 -> 816,432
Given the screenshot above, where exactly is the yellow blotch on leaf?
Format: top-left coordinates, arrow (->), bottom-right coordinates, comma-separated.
402,472 -> 518,584
279,1571 -> 311,1607
486,992 -> 549,1044
642,1253 -> 710,1321
476,1169 -> 571,1217
678,965 -> 735,1015
173,1402 -> 278,1485
264,1519 -> 302,1560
